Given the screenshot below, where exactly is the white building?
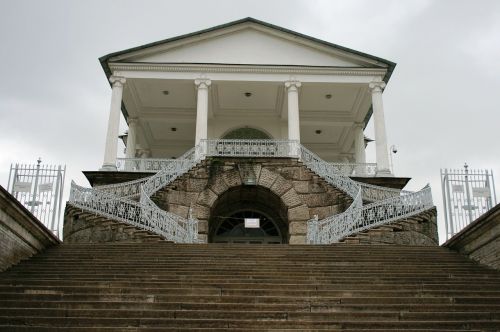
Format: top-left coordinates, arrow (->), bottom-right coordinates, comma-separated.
68,18 -> 435,245
99,18 -> 393,175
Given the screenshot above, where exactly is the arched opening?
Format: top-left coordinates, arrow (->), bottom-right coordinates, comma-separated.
222,127 -> 271,139
209,186 -> 288,244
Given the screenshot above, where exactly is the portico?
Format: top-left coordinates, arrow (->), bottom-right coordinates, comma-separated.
71,18 -> 434,247
99,18 -> 395,176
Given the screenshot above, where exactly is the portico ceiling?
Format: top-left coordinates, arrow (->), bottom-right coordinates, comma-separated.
122,78 -> 371,156
101,17 -> 395,160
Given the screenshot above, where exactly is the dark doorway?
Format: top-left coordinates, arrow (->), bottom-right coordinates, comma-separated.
209,186 -> 288,244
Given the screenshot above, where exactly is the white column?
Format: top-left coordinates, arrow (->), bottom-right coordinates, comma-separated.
285,80 -> 301,142
101,76 -> 126,171
125,118 -> 138,159
194,78 -> 211,146
369,80 -> 392,176
353,123 -> 366,164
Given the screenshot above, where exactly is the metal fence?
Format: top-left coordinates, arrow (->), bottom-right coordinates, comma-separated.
7,159 -> 66,238
441,164 -> 497,241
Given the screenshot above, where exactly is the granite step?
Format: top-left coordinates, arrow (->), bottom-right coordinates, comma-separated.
1,243 -> 499,330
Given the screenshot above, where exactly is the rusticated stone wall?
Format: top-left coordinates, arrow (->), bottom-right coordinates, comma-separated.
153,157 -> 351,244
0,186 -> 60,271
444,203 -> 500,270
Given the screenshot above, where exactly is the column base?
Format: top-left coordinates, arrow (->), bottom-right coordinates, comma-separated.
376,169 -> 393,177
99,164 -> 117,171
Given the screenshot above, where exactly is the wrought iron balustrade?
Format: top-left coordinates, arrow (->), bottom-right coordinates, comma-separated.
309,186 -> 433,244
116,158 -> 176,172
358,182 -> 406,202
69,181 -> 198,243
69,139 -> 434,245
329,162 -> 377,176
203,139 -> 297,158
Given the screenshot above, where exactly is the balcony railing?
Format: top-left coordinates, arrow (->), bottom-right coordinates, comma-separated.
116,158 -> 176,172
116,153 -> 377,177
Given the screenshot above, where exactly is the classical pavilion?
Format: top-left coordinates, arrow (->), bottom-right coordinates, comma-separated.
6,19 -> 500,332
67,18 -> 436,245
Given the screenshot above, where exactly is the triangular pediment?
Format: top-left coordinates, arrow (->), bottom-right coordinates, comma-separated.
103,18 -> 393,70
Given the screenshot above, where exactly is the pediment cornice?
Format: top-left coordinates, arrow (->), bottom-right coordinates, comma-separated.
109,62 -> 387,77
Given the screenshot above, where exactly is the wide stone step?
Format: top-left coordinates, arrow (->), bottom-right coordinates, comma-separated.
2,285 -> 500,298
2,243 -> 499,330
1,316 -> 499,330
3,307 -> 498,324
3,275 -> 499,286
10,260 -> 483,267
2,280 -> 499,291
2,300 -> 500,313
0,326 -> 487,332
0,293 -> 476,305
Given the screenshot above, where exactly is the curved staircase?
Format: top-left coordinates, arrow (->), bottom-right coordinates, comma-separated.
69,140 -> 434,244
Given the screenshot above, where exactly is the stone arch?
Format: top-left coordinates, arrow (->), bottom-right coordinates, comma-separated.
221,126 -> 272,139
193,161 -> 311,244
209,186 -> 288,243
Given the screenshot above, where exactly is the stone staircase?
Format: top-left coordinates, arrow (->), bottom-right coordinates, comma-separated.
1,243 -> 500,331
63,205 -> 167,244
339,208 -> 438,246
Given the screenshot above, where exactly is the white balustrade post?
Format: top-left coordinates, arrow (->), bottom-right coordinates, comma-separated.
125,118 -> 138,171
353,123 -> 366,164
369,81 -> 392,176
194,78 -> 211,148
285,80 -> 301,157
101,76 -> 126,171
353,123 -> 366,176
125,118 -> 138,159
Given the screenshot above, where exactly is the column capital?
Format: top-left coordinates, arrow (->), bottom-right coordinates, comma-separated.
137,148 -> 151,158
353,122 -> 364,130
109,75 -> 126,87
194,78 -> 212,89
285,80 -> 302,91
368,80 -> 386,93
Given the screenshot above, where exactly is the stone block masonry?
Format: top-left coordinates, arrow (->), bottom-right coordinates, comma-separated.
0,186 -> 60,271
153,157 -> 351,244
445,203 -> 500,270
69,157 -> 436,246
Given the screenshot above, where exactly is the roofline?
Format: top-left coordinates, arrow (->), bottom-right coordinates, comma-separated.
99,17 -> 396,126
100,17 -> 396,82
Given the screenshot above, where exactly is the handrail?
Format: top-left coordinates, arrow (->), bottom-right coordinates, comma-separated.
329,162 -> 377,176
142,146 -> 199,196
116,158 -> 176,172
69,139 -> 434,245
310,186 -> 433,244
69,181 -> 198,243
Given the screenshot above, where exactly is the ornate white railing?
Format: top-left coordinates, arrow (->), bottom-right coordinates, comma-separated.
359,182 -> 406,202
330,162 -> 377,176
95,147 -> 199,199
69,181 -> 198,243
308,186 -> 433,244
116,158 -> 176,172
94,177 -> 148,199
204,139 -> 298,158
142,146 -> 200,196
69,139 -> 433,245
297,144 -> 433,244
139,187 -> 198,243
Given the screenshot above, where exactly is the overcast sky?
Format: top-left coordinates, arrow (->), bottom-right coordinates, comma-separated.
1,0 -> 499,243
